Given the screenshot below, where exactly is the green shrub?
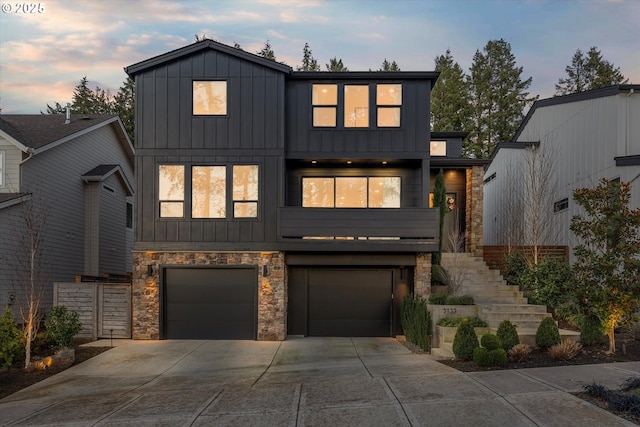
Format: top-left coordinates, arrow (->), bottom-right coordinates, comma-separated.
535,317 -> 560,348
496,320 -> 520,351
503,252 -> 528,286
519,257 -> 572,308
431,264 -> 448,286
428,293 -> 448,305
480,333 -> 502,351
580,315 -> 604,345
0,310 -> 23,369
473,346 -> 508,367
401,295 -> 431,352
452,320 -> 479,360
445,295 -> 474,305
436,317 -> 488,328
45,306 -> 82,350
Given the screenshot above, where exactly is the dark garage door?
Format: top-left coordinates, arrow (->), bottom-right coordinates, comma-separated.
164,267 -> 256,339
289,268 -> 392,337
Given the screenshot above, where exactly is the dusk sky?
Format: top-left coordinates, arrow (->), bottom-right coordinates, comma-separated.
0,0 -> 638,114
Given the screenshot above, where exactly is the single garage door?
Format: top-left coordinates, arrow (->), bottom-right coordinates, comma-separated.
164,267 -> 256,339
289,268 -> 392,337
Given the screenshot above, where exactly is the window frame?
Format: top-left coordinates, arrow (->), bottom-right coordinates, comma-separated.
191,165 -> 227,219
302,176 -> 401,208
232,165 -> 260,218
344,84 -> 370,128
553,198 -> 569,213
376,84 -> 402,128
158,164 -> 185,218
126,202 -> 133,229
312,84 -> 337,127
192,80 -> 228,116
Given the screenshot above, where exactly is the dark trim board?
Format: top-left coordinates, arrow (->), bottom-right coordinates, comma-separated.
161,266 -> 257,339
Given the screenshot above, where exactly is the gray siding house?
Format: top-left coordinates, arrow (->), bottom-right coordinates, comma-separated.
0,114 -> 135,316
484,85 -> 640,257
126,39 -> 485,341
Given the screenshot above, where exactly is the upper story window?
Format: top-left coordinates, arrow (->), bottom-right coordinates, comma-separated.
302,176 -> 400,208
344,85 -> 369,127
158,165 -> 185,218
193,81 -> 227,115
377,84 -> 401,127
0,151 -> 4,187
233,165 -> 259,218
430,140 -> 447,156
312,84 -> 337,127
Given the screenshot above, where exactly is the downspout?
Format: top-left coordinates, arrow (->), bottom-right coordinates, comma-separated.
18,147 -> 35,193
626,88 -> 634,156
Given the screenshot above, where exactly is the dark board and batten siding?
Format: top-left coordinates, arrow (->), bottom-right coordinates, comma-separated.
133,48 -> 286,248
285,79 -> 432,158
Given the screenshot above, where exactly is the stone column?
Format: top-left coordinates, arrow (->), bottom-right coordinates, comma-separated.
414,253 -> 432,297
465,166 -> 484,257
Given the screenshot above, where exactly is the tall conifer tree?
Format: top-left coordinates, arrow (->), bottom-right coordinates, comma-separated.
431,49 -> 471,132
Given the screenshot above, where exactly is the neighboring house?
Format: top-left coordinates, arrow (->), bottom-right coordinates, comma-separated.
125,39 -> 484,341
0,114 -> 135,317
484,85 -> 640,257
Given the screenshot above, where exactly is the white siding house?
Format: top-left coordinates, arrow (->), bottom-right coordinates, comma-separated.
484,85 -> 640,258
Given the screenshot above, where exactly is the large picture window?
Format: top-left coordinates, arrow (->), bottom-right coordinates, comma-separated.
344,85 -> 369,127
158,165 -> 185,218
193,81 -> 227,115
192,166 -> 226,218
376,84 -> 401,127
312,84 -> 337,127
302,176 -> 400,208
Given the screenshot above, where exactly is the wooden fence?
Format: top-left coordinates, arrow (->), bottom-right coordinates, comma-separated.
483,245 -> 570,272
53,282 -> 131,340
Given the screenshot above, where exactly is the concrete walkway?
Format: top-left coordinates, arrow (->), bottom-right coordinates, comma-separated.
1,337 -> 639,426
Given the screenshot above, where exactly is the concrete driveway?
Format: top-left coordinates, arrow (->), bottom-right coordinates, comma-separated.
1,337 -> 638,426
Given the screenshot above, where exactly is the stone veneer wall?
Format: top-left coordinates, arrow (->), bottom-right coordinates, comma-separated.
415,253 -> 432,297
465,165 -> 484,257
132,251 -> 286,341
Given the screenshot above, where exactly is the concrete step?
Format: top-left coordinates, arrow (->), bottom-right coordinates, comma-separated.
478,303 -> 548,313
481,312 -> 551,324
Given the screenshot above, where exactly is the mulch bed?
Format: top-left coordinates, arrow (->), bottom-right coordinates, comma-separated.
0,338 -> 112,400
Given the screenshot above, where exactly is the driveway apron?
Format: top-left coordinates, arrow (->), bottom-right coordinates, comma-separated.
1,337 -> 637,426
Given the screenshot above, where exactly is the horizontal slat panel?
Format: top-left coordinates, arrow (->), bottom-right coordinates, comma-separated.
279,207 -> 439,238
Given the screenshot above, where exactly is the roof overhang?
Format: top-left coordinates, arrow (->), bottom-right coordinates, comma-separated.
82,164 -> 134,196
0,192 -> 31,210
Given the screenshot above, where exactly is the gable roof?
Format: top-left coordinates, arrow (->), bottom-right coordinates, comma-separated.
82,164 -> 134,196
513,84 -> 640,142
125,39 -> 293,78
0,114 -> 134,160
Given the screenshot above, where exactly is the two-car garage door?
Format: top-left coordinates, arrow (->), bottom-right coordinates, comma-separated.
163,267 -> 256,339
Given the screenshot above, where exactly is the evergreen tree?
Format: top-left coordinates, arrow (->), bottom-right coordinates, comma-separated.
72,76 -> 104,114
432,168 -> 447,265
466,39 -> 536,158
257,39 -> 276,61
297,43 -> 320,71
326,57 -> 348,72
378,58 -> 400,71
555,47 -> 628,96
431,49 -> 471,132
113,77 -> 135,142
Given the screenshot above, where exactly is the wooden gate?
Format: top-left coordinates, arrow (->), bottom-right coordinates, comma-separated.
53,282 -> 131,340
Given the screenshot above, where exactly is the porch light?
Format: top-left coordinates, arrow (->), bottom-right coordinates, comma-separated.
262,265 -> 269,276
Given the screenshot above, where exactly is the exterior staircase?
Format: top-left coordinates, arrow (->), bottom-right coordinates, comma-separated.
433,253 -> 579,356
